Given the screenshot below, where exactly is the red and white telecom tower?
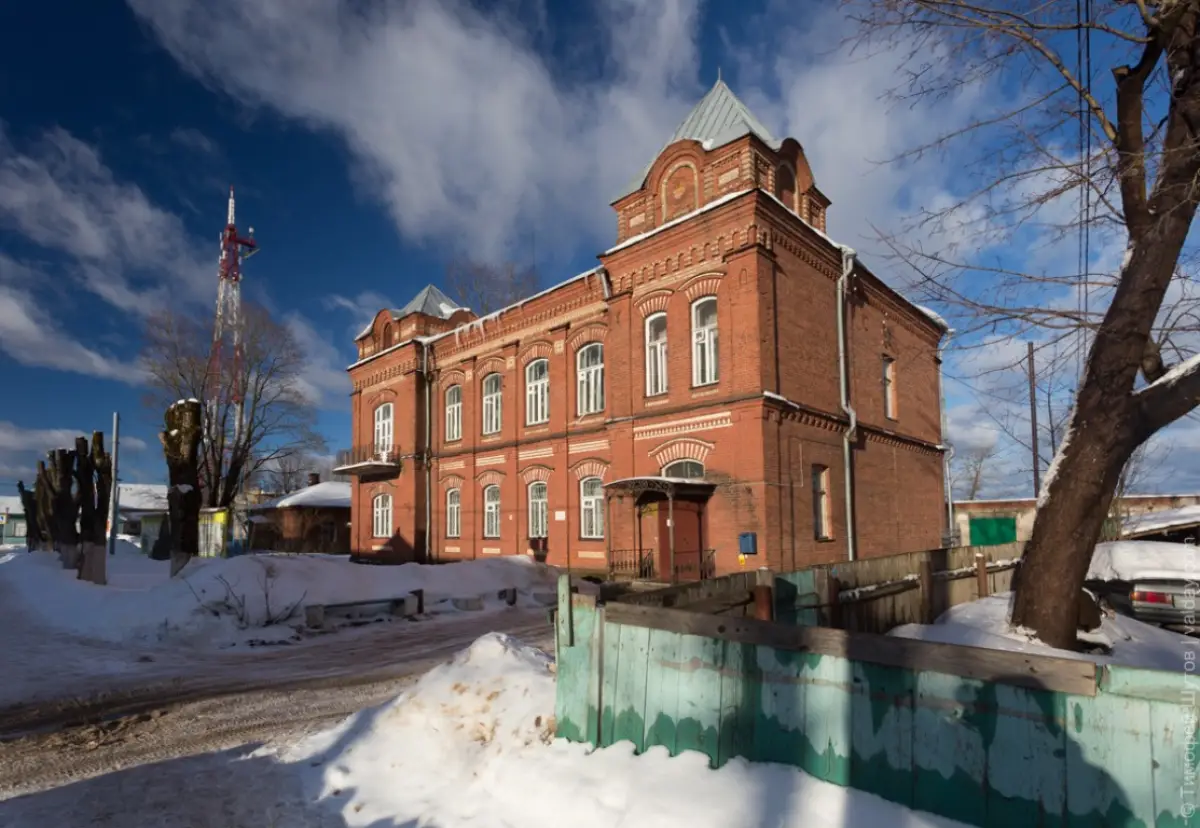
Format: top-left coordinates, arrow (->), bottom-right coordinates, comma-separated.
205,186 -> 258,465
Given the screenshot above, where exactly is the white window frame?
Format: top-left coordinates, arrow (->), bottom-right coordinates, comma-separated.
580,477 -> 604,539
883,356 -> 898,420
483,484 -> 501,538
372,493 -> 392,538
446,488 -> 461,538
445,385 -> 462,442
691,297 -> 719,387
645,313 -> 668,397
812,465 -> 832,540
482,373 -> 502,435
576,343 -> 605,416
662,459 -> 705,480
525,359 -> 550,426
373,402 -> 394,458
528,481 -> 548,539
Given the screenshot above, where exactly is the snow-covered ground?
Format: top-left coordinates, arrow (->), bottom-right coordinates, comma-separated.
890,592 -> 1194,670
0,632 -> 970,827
0,543 -> 558,711
0,542 -> 557,649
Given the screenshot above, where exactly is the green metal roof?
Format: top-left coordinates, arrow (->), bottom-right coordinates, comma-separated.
615,79 -> 781,202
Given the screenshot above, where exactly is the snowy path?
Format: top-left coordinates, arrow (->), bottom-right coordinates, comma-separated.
0,567 -> 552,737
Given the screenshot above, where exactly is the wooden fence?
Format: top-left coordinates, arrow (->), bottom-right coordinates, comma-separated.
554,576 -> 1197,827
616,542 -> 1025,634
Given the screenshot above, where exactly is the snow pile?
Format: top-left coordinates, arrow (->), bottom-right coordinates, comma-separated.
890,593 -> 1193,671
1088,540 -> 1200,581
0,550 -> 556,648
279,633 -> 967,827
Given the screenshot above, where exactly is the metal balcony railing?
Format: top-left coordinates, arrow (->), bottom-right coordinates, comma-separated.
333,444 -> 402,475
607,548 -> 717,583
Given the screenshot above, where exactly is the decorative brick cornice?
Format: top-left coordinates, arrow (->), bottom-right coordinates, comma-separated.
863,429 -> 942,454
476,355 -> 507,377
635,289 -> 673,318
438,369 -> 466,389
475,470 -> 505,487
568,323 -> 608,352
519,340 -> 553,365
651,437 -> 715,466
571,458 -> 610,481
520,465 -> 552,484
353,358 -> 417,392
633,411 -> 733,441
683,274 -> 723,302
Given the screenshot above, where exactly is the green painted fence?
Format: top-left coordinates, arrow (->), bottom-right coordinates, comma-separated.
554,576 -> 1199,827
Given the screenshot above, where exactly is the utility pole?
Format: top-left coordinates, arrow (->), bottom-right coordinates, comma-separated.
107,411 -> 120,556
1027,342 -> 1041,496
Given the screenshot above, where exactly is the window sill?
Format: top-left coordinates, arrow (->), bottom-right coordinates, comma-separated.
481,434 -> 502,443
524,425 -> 550,435
644,395 -> 671,407
815,536 -> 836,543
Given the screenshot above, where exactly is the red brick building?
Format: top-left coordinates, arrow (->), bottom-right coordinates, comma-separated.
336,80 -> 950,578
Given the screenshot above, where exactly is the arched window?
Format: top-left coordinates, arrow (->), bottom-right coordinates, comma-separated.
483,484 -> 501,538
577,343 -> 605,416
445,385 -> 462,442
528,481 -> 548,539
446,488 -> 461,538
691,297 -> 719,387
372,493 -> 392,538
580,477 -> 604,539
525,359 -> 549,426
662,459 -> 705,480
373,403 -> 394,457
482,373 -> 502,435
645,313 -> 668,397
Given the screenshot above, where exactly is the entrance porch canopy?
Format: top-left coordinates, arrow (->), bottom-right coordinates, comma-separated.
603,476 -> 716,582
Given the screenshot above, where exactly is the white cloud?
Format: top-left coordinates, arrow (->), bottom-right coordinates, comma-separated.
0,259 -> 145,383
126,0 -> 703,261
169,127 -> 218,155
283,313 -> 353,409
0,126 -> 214,317
0,421 -> 147,487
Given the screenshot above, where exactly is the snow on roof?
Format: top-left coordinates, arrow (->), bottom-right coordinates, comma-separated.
915,304 -> 950,331
615,79 -> 780,201
0,495 -> 22,515
1088,540 -> 1199,582
249,481 -> 351,511
1122,504 -> 1200,537
117,484 -> 170,513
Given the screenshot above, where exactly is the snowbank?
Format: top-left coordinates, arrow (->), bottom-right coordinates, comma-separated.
278,633 -> 967,827
890,593 -> 1193,671
0,547 -> 556,648
1087,540 -> 1200,582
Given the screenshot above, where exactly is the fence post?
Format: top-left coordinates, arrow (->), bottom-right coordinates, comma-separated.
828,575 -> 842,629
919,559 -> 934,623
754,567 -> 775,622
975,552 -> 989,599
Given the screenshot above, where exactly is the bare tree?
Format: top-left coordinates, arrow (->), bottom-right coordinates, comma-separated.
444,259 -> 539,315
266,453 -> 308,494
140,303 -> 325,509
952,445 -> 997,501
846,1 -> 1200,648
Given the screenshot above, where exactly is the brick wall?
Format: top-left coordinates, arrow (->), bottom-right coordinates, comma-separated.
343,131 -> 947,574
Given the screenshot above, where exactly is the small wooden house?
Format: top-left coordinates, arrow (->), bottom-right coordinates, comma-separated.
247,477 -> 351,554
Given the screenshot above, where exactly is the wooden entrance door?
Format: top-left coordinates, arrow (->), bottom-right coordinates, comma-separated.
657,499 -> 705,581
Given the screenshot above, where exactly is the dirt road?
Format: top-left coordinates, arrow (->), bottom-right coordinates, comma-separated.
0,609 -> 553,816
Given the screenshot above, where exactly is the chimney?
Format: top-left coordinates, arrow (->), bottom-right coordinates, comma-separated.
307,472 -> 320,487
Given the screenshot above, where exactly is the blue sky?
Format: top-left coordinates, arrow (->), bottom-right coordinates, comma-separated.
0,0 -> 1196,498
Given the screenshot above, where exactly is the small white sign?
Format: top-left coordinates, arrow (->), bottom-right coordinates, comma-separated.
0,514 -> 7,525
554,510 -> 567,522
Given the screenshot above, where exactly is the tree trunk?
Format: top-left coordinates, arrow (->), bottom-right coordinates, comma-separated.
161,400 -> 203,578
1011,369 -> 1140,649
43,449 -> 80,569
74,432 -> 112,586
16,481 -> 39,552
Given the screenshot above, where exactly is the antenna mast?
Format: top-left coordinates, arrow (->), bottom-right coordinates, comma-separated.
204,186 -> 258,502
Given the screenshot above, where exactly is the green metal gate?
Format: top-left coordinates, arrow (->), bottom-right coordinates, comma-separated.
968,515 -> 1017,546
